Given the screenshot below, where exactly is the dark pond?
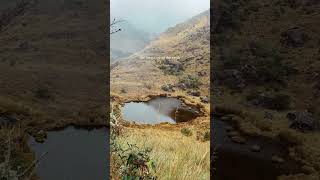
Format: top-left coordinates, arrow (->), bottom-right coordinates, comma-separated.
27,126 -> 108,180
213,119 -> 302,180
121,97 -> 199,124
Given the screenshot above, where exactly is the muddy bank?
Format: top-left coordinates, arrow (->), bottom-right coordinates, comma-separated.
213,119 -> 303,180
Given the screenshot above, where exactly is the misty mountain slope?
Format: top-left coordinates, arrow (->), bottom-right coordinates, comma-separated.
111,10 -> 210,100
111,22 -> 151,61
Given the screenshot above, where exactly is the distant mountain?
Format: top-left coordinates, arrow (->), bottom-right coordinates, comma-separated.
111,9 -> 210,98
111,21 -> 151,62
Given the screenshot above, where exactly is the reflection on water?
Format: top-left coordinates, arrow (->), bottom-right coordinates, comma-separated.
121,97 -> 199,124
28,126 -> 108,180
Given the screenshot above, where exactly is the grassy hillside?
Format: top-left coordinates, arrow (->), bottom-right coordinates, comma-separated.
212,0 -> 320,179
111,10 -> 210,179
0,0 -> 108,129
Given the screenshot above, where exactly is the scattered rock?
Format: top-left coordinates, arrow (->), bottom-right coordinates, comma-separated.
159,59 -> 184,75
175,83 -> 187,91
231,135 -> 246,144
281,27 -> 309,48
264,112 -> 273,120
272,155 -> 284,163
251,145 -> 261,152
200,96 -> 209,103
187,90 -> 201,97
287,110 -> 317,132
161,84 -> 175,92
198,70 -> 207,77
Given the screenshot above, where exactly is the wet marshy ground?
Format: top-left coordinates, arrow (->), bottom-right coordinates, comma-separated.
28,126 -> 108,180
213,119 -> 302,180
121,97 -> 200,124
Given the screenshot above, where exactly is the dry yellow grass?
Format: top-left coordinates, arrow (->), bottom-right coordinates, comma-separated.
117,128 -> 210,180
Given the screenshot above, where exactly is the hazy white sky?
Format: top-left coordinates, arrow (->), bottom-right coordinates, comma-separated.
111,0 -> 210,34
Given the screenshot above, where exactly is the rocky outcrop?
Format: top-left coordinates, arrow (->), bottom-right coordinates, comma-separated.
287,111 -> 318,131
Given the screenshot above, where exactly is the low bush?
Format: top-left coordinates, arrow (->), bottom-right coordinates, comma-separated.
181,128 -> 192,137
179,75 -> 201,89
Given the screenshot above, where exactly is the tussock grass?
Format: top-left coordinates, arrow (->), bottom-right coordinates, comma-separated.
0,96 -> 43,117
117,128 -> 210,180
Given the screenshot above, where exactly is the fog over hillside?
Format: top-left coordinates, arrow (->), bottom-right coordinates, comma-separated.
111,0 -> 210,34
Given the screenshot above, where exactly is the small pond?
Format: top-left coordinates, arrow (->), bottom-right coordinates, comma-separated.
121,97 -> 199,124
27,126 -> 108,180
213,119 -> 302,180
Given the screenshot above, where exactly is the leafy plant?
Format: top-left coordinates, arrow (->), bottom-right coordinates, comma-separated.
180,128 -> 192,137
179,75 -> 201,89
110,105 -> 157,180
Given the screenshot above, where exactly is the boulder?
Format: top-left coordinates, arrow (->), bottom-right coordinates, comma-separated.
187,90 -> 201,97
161,84 -> 175,92
198,70 -> 207,77
175,83 -> 187,91
281,27 -> 308,47
200,96 -> 209,103
287,111 -> 317,132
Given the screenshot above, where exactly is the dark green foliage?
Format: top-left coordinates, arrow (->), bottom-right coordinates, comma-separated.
34,86 -> 51,99
181,128 -> 192,137
179,75 -> 201,89
203,131 -> 210,141
158,63 -> 184,76
110,108 -> 157,180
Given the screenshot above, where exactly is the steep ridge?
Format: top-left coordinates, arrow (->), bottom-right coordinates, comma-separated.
112,10 -> 210,101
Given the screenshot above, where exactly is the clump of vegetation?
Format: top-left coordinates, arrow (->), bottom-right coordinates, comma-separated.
33,86 -> 51,99
0,128 -> 45,180
180,128 -> 192,137
120,88 -> 127,94
196,131 -> 210,142
110,104 -> 157,180
179,75 -> 201,89
158,62 -> 184,75
247,92 -> 291,110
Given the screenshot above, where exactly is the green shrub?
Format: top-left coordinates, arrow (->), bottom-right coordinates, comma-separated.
181,128 -> 192,137
203,131 -> 210,141
179,75 -> 201,89
34,86 -> 51,99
